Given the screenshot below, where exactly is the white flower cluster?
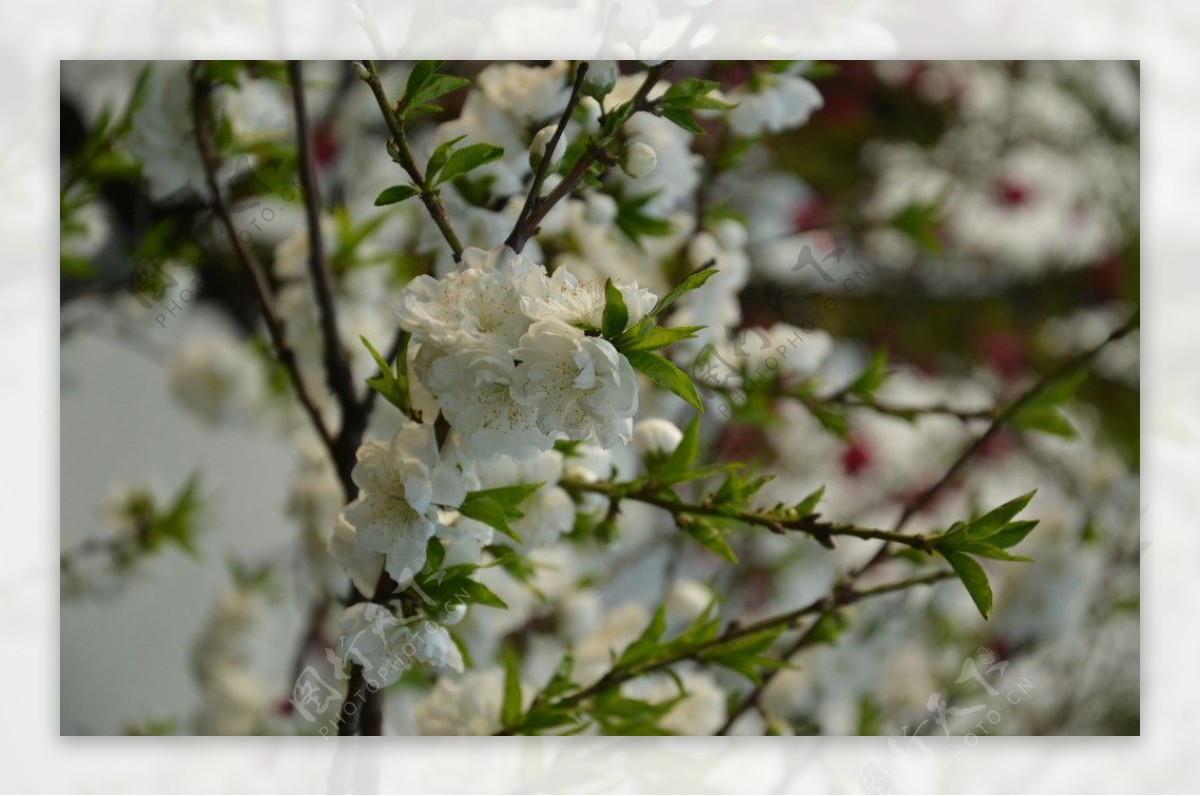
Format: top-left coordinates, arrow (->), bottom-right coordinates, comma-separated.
396,245 -> 654,458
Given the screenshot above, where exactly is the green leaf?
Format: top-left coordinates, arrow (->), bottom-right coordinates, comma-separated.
424,134 -> 466,184
964,490 -> 1037,540
848,348 -> 888,399
793,485 -> 825,517
988,519 -> 1039,550
942,549 -> 993,620
892,202 -> 944,255
455,578 -> 508,609
373,184 -> 419,206
458,484 -> 542,542
951,541 -> 1032,563
614,192 -> 674,248
405,75 -> 470,114
601,278 -> 630,338
618,324 -> 705,353
625,350 -> 704,410
434,142 -> 504,186
502,650 -> 523,728
423,536 -> 445,573
660,107 -> 704,135
658,414 -> 701,480
360,334 -> 410,415
1010,406 -> 1077,438
681,516 -> 737,563
402,61 -> 443,106
651,268 -> 718,317
617,605 -> 668,667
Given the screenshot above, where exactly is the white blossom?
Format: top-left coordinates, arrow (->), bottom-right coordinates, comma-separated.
511,317 -> 639,448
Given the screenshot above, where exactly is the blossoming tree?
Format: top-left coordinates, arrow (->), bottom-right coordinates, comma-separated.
61,60 -> 1140,736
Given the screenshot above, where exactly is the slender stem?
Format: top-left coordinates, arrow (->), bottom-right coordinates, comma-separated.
504,61 -> 672,253
189,63 -> 336,455
560,477 -> 935,552
498,569 -> 951,734
358,60 -> 464,263
287,60 -> 360,419
504,62 -> 589,253
851,310 -> 1140,578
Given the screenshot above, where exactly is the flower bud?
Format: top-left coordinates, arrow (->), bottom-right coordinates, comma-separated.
632,418 -> 683,456
620,141 -> 657,179
584,60 -> 619,97
529,124 -> 562,170
440,603 -> 467,626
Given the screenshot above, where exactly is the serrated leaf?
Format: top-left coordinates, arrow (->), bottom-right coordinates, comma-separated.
625,350 -> 704,410
402,61 -> 443,106
682,516 -> 737,563
424,134 -> 466,184
965,490 -> 1037,540
617,605 -> 667,667
951,541 -> 1033,563
619,324 -> 705,353
988,519 -> 1039,550
373,184 -> 419,206
651,268 -> 718,317
458,484 -> 541,543
405,74 -> 470,114
942,549 -> 993,619
601,278 -> 629,338
660,106 -> 704,135
434,142 -> 503,186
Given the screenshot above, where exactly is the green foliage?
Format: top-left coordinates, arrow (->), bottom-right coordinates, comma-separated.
933,490 -> 1040,619
458,483 -> 542,542
1011,369 -> 1088,439
412,538 -> 508,610
847,348 -> 889,399
359,334 -> 411,416
435,142 -> 505,186
601,278 -> 629,338
892,201 -> 945,255
658,78 -> 735,135
614,192 -> 674,248
374,185 -> 418,206
400,61 -> 471,118
624,350 -> 704,411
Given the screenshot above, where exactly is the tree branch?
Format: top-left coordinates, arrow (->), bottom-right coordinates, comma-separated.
498,569 -> 952,734
189,63 -> 336,455
504,61 -> 673,253
287,60 -> 360,421
559,477 -> 937,552
358,60 -> 465,263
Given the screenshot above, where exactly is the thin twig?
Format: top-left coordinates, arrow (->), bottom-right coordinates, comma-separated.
288,60 -> 360,419
358,60 -> 465,262
189,62 -> 336,454
504,62 -> 590,253
850,310 -> 1141,579
497,569 -> 952,734
560,478 -> 936,552
504,61 -> 673,253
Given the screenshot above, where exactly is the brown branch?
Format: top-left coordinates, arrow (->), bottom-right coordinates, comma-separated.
504,61 -> 673,254
850,309 -> 1141,579
358,60 -> 464,263
504,61 -> 590,253
287,60 -> 360,423
189,62 -> 336,454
